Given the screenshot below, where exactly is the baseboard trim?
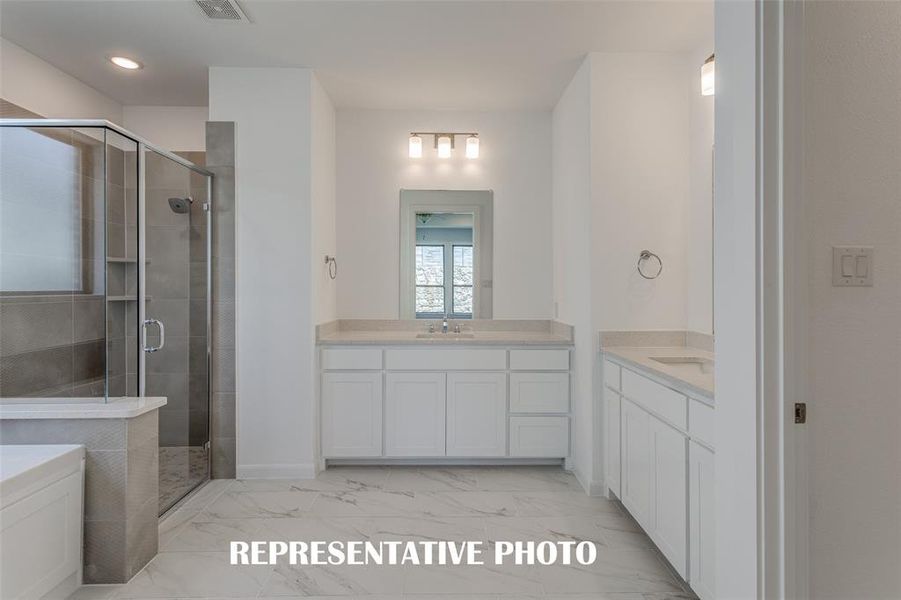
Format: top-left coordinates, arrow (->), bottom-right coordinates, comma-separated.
589,480 -> 608,497
236,463 -> 316,479
571,467 -> 607,497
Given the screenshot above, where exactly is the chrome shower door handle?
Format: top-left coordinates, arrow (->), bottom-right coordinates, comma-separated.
143,318 -> 166,353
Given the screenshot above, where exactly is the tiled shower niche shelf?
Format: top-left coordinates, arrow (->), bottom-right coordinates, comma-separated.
107,296 -> 151,302
106,257 -> 151,264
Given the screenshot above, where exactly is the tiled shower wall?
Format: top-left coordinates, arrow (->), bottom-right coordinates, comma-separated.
206,122 -> 237,478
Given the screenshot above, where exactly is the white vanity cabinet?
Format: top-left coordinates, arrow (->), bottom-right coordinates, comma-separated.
689,439 -> 715,600
385,372 -> 447,456
446,372 -> 507,457
320,346 -> 571,461
321,372 -> 383,457
649,416 -> 688,576
604,356 -> 714,596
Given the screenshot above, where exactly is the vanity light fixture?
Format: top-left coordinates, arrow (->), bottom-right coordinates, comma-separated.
408,132 -> 480,159
110,56 -> 143,70
465,135 -> 480,159
408,134 -> 423,158
436,135 -> 453,158
701,54 -> 715,96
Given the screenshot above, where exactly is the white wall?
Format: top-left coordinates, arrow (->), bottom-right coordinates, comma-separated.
804,2 -> 901,597
551,57 -> 595,490
208,67 -> 318,479
713,1 -> 760,596
687,47 -> 715,334
122,106 -> 208,151
335,109 -> 553,319
0,38 -> 122,122
590,53 -> 693,333
311,74 -> 337,326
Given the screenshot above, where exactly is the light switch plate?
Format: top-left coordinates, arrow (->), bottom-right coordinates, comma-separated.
832,246 -> 874,286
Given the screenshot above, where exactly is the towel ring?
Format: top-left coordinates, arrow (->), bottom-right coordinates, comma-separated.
324,255 -> 337,280
637,250 -> 663,279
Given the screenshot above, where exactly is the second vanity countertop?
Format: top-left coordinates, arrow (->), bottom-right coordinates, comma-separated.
317,319 -> 574,346
600,331 -> 715,402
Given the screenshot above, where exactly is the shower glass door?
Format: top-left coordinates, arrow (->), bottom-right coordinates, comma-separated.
141,148 -> 211,513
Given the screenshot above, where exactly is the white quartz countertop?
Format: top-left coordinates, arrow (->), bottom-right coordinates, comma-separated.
0,397 -> 167,420
603,346 -> 715,401
318,330 -> 573,346
317,319 -> 574,346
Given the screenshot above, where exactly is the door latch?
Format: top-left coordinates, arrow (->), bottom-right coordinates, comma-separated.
794,402 -> 807,424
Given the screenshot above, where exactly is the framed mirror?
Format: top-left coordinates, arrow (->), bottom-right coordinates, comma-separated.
399,190 -> 493,319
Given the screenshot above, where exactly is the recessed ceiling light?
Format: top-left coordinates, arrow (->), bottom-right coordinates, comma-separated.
110,56 -> 143,70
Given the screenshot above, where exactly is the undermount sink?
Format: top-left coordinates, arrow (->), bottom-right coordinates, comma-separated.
650,356 -> 714,375
416,332 -> 476,340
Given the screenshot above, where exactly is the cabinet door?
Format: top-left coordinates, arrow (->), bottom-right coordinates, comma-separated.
385,372 -> 446,457
605,387 -> 622,497
321,372 -> 382,457
446,372 -> 507,457
508,416 -> 569,457
650,416 -> 689,578
621,399 -> 651,529
690,441 -> 716,600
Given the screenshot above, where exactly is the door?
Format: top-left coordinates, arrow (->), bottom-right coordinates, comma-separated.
385,372 -> 446,456
650,416 -> 689,578
605,386 -> 622,497
140,148 -> 211,514
621,399 -> 651,528
690,441 -> 716,600
322,372 -> 383,457
446,372 -> 506,456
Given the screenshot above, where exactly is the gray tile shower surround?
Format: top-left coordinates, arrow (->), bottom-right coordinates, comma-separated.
66,466 -> 697,599
0,411 -> 160,584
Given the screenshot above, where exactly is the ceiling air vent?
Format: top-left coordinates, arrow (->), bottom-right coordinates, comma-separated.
195,0 -> 249,21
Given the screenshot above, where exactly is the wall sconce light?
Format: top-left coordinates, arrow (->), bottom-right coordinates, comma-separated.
436,135 -> 453,158
465,135 -> 480,159
409,132 -> 480,159
701,54 -> 715,96
408,134 -> 423,158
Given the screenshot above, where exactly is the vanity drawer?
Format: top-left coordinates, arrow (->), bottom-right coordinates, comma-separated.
509,416 -> 569,457
509,349 -> 569,371
322,348 -> 382,370
385,348 -> 506,371
604,359 -> 621,390
509,372 -> 570,413
621,368 -> 687,430
689,398 -> 715,448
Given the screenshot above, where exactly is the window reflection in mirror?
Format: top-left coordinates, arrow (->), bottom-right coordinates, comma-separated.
414,213 -> 474,318
399,190 -> 493,320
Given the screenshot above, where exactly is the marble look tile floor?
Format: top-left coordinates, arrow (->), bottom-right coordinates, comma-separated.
69,466 -> 696,599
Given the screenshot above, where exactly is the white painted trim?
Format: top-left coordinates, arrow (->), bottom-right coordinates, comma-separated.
780,0 -> 809,597
236,463 -> 317,480
570,466 -> 604,497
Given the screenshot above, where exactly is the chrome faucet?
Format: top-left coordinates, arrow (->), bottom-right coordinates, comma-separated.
442,313 -> 449,334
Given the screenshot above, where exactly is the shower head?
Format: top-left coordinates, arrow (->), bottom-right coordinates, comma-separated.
167,197 -> 193,214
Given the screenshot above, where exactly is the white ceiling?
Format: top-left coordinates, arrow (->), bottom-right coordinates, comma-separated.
0,0 -> 712,110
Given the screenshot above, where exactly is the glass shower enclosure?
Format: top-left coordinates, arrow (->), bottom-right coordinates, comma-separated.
0,120 -> 213,513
